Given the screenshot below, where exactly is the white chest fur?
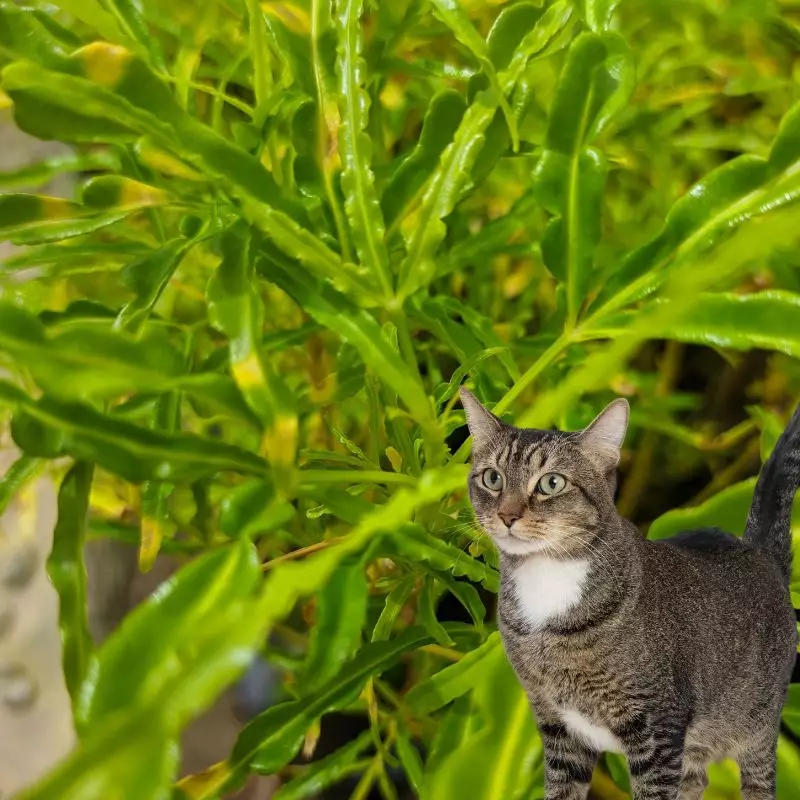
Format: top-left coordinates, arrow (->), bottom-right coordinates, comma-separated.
560,708 -> 623,753
511,555 -> 590,630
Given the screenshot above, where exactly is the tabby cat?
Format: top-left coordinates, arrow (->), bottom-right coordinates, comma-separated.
461,388 -> 799,800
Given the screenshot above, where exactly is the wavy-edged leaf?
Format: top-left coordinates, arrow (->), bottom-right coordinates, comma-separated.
335,0 -> 391,296
532,31 -> 634,327
371,575 -> 415,642
46,461 -> 95,714
301,555 -> 369,693
204,465 -> 469,797
272,730 -> 374,800
592,101 -> 800,316
21,539 -> 264,800
429,0 -> 518,150
388,523 -> 499,592
406,631 -> 502,715
584,290 -> 800,357
0,193 -> 132,245
0,380 -> 268,482
396,0 -> 573,299
382,90 -> 466,227
0,454 -> 42,517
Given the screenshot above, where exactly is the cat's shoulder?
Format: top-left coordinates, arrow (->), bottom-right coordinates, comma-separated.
650,527 -> 745,555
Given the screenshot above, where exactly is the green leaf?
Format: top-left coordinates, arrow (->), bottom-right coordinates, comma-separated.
0,380 -> 268,483
578,0 -> 621,31
371,576 -> 415,642
261,262 -> 435,428
417,576 -> 454,646
233,627 -> 437,774
532,31 -> 633,327
0,194 -> 132,245
395,721 -> 424,794
208,226 -> 298,475
77,537 -> 260,728
301,555 -> 369,693
115,239 -> 192,332
648,479 -> 756,541
420,643 -> 540,800
245,0 -> 273,115
0,302 -> 185,399
778,736 -> 800,800
0,151 -> 119,190
407,631 -> 502,715
335,0 -> 392,297
272,730 -> 374,800
381,90 -> 466,227
138,385 -> 182,571
584,291 -> 800,357
46,461 -> 95,715
0,3 -> 73,67
388,523 -> 499,592
0,454 -> 42,517
429,0 -> 518,151
592,101 -> 800,316
219,479 -> 295,539
396,0 -> 573,299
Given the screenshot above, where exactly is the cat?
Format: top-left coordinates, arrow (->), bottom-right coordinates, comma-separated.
461,387 -> 799,800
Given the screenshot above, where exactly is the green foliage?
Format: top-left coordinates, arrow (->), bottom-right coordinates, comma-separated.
1,0 -> 800,798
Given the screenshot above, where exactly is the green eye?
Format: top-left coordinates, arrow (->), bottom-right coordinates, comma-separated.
482,468 -> 504,491
537,472 -> 567,496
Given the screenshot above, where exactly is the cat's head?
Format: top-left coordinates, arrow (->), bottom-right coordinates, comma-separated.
460,388 -> 629,557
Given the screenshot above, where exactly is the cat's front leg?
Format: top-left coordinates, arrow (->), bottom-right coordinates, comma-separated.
539,720 -> 599,800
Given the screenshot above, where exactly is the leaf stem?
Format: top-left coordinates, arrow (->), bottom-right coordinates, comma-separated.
261,537 -> 345,571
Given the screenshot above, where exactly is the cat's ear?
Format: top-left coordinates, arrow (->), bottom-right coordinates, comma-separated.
460,387 -> 503,452
579,398 -> 629,466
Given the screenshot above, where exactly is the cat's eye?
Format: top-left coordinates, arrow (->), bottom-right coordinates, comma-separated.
536,472 -> 567,496
482,468 -> 504,491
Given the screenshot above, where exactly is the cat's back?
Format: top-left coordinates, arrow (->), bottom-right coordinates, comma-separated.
640,527 -> 795,667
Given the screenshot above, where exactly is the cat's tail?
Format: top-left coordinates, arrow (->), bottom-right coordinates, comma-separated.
743,402 -> 800,585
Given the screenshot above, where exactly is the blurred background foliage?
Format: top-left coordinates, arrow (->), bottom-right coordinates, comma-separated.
2,0 -> 800,797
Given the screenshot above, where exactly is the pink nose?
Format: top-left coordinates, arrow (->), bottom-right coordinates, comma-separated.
498,511 -> 521,528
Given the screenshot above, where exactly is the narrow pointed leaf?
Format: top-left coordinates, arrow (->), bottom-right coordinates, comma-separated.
0,381 -> 268,482
532,32 -> 634,326
584,291 -> 800,357
335,0 -> 391,295
46,461 -> 95,713
301,555 -> 369,693
429,0 -> 518,150
592,102 -> 800,316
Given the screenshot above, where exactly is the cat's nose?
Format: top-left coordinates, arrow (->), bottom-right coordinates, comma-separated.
498,511 -> 521,528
